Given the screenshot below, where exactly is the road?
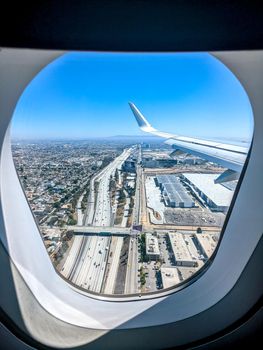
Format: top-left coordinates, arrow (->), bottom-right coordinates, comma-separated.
76,193 -> 84,225
143,223 -> 222,231
61,147 -> 133,294
132,145 -> 143,226
84,175 -> 96,225
60,235 -> 84,278
103,236 -> 124,294
61,234 -> 111,293
85,147 -> 132,227
133,165 -> 142,226
124,236 -> 139,294
140,169 -> 148,227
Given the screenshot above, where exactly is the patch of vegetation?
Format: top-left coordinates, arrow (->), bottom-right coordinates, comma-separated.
138,233 -> 149,262
139,266 -> 146,286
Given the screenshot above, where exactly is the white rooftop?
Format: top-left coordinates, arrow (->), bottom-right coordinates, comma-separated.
182,173 -> 233,207
160,267 -> 181,289
146,233 -> 160,256
168,232 -> 193,262
196,233 -> 218,258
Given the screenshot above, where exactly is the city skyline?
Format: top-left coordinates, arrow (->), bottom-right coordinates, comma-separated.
11,52 -> 253,141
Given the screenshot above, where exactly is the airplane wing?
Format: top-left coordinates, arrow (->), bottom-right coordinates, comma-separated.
129,102 -> 248,183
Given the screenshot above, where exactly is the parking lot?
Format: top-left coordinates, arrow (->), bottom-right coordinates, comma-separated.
164,208 -> 225,227
145,176 -> 165,224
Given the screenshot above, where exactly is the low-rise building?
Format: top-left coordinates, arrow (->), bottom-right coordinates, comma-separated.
160,267 -> 181,289
168,232 -> 197,267
146,233 -> 160,260
194,233 -> 219,259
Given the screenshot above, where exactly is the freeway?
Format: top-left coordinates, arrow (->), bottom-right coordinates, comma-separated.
61,235 -> 111,293
124,236 -> 139,294
103,236 -> 124,294
93,148 -> 132,227
133,165 -> 141,226
84,147 -> 132,227
72,235 -> 111,292
140,169 -> 148,227
60,235 -> 84,279
132,145 -> 142,226
61,147 -> 133,294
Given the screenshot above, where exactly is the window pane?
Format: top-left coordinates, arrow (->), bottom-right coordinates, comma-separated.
11,52 -> 253,296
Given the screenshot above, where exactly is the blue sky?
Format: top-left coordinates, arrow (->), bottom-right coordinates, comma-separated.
11,52 -> 253,141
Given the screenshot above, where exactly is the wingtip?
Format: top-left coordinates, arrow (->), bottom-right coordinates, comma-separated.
128,102 -> 152,129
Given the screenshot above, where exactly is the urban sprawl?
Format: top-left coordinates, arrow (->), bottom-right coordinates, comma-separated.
12,138 -> 236,295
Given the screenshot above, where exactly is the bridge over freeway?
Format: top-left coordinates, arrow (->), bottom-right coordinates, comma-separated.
67,225 -> 139,236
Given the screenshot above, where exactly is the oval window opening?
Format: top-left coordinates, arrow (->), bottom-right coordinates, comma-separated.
11,52 -> 253,297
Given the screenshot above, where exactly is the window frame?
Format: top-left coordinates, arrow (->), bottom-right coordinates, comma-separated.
0,48 -> 262,339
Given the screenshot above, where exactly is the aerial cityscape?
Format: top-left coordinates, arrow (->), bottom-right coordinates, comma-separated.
11,51 -> 251,296
12,136 -> 237,295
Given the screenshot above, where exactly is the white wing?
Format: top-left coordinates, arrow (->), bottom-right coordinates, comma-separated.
129,102 -> 248,182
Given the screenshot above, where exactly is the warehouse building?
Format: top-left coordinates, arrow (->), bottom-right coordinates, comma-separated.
155,174 -> 178,187
181,173 -> 233,212
155,175 -> 194,208
168,232 -> 197,267
145,233 -> 160,260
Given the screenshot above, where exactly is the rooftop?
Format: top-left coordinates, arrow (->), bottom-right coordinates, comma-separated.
168,232 -> 193,262
182,173 -> 233,207
160,267 -> 181,289
163,182 -> 194,206
196,233 -> 218,258
156,175 -> 194,207
145,233 -> 160,257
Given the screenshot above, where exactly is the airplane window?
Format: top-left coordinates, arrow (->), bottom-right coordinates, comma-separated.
11,52 -> 253,296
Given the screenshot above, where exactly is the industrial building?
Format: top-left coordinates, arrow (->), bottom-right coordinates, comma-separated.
160,267 -> 181,289
142,157 -> 177,168
181,173 -> 233,212
155,175 -> 195,208
194,232 -> 220,259
145,233 -> 160,260
168,232 -> 197,267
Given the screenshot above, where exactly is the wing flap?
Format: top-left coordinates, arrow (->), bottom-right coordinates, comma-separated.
165,138 -> 246,172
